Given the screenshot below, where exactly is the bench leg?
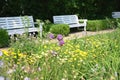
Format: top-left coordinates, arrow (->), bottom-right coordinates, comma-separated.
84,26 -> 87,35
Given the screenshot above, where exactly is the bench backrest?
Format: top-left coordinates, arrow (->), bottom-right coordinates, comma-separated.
0,16 -> 34,30
112,12 -> 120,18
53,15 -> 79,24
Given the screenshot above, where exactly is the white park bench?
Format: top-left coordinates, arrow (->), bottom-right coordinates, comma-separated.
112,12 -> 120,18
53,15 -> 87,31
0,16 -> 42,36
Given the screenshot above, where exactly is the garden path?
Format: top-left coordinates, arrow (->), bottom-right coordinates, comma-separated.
0,29 -> 115,50
64,29 -> 115,40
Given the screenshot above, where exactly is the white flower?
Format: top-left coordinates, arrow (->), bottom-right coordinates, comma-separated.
61,78 -> 66,80
0,76 -> 4,80
38,67 -> 41,71
0,61 -> 4,67
61,78 -> 68,80
24,77 -> 30,80
7,69 -> 15,74
115,71 -> 118,77
0,51 -> 3,56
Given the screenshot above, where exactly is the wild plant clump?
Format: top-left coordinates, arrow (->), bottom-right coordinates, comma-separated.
0,29 -> 120,80
0,29 -> 9,48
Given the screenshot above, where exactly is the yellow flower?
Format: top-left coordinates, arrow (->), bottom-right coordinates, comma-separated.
73,58 -> 77,61
80,51 -> 87,57
75,49 -> 80,53
18,53 -> 24,57
44,45 -> 47,48
115,46 -> 118,48
78,63 -> 80,66
5,58 -> 9,60
11,52 -> 16,55
17,62 -> 20,64
13,56 -> 17,58
2,50 -> 9,56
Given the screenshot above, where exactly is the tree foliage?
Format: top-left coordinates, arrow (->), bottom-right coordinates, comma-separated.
0,0 -> 119,20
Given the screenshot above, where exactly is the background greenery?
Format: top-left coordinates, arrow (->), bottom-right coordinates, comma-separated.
0,0 -> 119,21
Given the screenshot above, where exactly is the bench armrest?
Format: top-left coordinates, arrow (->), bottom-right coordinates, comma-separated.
78,19 -> 87,26
79,19 -> 87,22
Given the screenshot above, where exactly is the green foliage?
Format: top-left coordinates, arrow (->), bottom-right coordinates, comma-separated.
115,18 -> 120,29
87,19 -> 110,31
106,18 -> 118,29
0,28 -> 9,48
50,24 -> 70,36
0,0 -> 118,20
11,35 -> 42,55
43,20 -> 53,32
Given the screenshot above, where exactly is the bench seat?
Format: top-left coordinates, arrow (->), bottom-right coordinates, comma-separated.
7,27 -> 38,35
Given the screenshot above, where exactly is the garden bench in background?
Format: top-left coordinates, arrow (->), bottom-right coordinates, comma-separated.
112,12 -> 120,18
53,15 -> 87,31
0,16 -> 42,37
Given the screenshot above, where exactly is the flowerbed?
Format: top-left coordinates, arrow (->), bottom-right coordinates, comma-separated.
0,29 -> 120,80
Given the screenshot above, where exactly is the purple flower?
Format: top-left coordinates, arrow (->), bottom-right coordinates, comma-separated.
59,40 -> 65,46
57,34 -> 63,41
48,33 -> 54,39
0,51 -> 3,56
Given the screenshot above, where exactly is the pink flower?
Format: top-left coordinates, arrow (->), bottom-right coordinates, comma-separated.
57,34 -> 63,41
59,40 -> 65,46
48,33 -> 54,39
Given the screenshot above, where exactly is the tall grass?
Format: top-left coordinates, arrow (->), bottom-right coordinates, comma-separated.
0,29 -> 120,80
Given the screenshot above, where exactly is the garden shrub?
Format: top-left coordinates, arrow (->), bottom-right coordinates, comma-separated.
87,19 -> 110,31
0,28 -> 9,48
106,18 -> 118,29
114,18 -> 120,29
50,24 -> 70,36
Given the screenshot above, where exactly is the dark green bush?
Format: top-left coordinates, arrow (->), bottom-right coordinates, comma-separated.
87,20 -> 110,31
106,18 -> 118,29
50,24 -> 70,36
0,28 -> 9,48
